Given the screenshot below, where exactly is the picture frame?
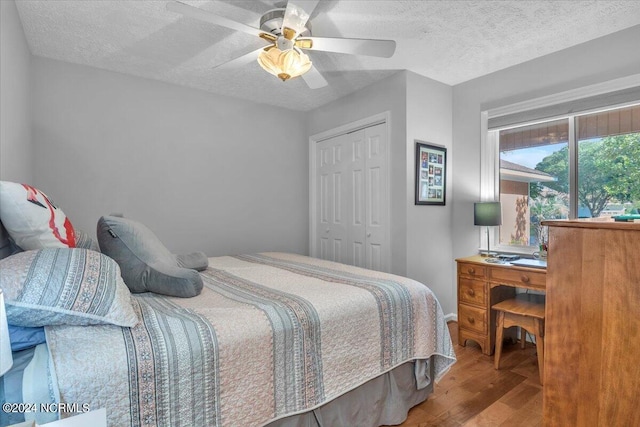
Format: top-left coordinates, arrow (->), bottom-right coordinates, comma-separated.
415,141 -> 447,205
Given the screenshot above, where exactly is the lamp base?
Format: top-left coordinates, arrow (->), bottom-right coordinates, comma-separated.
479,251 -> 498,257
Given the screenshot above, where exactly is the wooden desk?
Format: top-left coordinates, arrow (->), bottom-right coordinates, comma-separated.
455,255 -> 546,355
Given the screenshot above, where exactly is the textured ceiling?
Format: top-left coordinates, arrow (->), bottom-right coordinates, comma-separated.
14,0 -> 640,111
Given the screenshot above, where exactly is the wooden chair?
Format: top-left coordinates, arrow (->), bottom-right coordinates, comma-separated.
492,293 -> 546,385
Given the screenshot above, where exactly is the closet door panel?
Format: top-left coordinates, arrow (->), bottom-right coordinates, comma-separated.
364,124 -> 389,271
348,130 -> 366,268
314,121 -> 389,272
316,135 -> 349,264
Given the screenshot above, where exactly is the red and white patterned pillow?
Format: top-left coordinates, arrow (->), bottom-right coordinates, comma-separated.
0,181 -> 76,250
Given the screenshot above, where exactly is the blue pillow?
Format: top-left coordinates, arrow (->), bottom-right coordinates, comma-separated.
8,325 -> 46,351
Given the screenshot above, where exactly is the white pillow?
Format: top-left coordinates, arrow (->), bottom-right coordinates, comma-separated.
0,181 -> 76,250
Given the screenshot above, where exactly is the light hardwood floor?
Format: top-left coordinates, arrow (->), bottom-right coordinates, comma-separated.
398,322 -> 543,427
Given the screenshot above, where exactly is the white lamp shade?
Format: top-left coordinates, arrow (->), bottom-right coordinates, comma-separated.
0,290 -> 13,376
257,47 -> 312,81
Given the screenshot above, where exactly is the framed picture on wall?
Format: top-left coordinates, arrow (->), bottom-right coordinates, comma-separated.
415,141 -> 447,205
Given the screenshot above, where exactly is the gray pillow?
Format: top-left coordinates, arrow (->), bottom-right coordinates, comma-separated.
175,252 -> 209,271
96,216 -> 203,297
102,214 -> 208,271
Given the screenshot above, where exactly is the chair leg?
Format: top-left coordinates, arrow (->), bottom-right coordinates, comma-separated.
494,311 -> 505,370
535,319 -> 544,385
520,328 -> 527,349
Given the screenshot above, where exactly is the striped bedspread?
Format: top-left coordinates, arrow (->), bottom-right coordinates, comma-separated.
45,252 -> 455,426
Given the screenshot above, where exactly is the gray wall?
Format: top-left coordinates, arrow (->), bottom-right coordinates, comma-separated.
31,57 -> 309,256
0,0 -> 32,183
451,24 -> 640,268
406,72 -> 454,315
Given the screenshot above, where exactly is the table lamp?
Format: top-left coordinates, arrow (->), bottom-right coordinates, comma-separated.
474,201 -> 502,257
1,289 -> 13,376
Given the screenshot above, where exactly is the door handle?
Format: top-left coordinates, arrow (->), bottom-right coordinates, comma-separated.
367,232 -> 371,237
325,228 -> 330,233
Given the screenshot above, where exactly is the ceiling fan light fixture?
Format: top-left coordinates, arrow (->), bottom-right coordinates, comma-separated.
257,47 -> 312,82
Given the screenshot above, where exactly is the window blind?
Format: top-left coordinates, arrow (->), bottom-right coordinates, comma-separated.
499,118 -> 568,151
577,104 -> 640,139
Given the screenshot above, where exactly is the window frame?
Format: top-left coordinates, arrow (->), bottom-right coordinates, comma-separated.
481,82 -> 640,255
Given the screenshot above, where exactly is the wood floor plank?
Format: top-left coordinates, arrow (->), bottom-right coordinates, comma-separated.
409,386 -> 476,424
461,401 -> 515,426
498,387 -> 543,427
397,322 -> 542,427
425,371 -> 527,426
501,383 -> 542,409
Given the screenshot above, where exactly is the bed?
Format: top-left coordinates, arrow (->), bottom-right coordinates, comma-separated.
0,222 -> 455,427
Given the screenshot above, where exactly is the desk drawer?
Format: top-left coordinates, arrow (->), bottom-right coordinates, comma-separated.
459,278 -> 486,306
458,304 -> 486,333
458,262 -> 486,279
490,267 -> 546,289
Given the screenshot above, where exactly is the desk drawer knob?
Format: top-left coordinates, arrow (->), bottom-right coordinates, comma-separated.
466,289 -> 475,297
521,275 -> 530,283
468,267 -> 475,275
467,317 -> 475,324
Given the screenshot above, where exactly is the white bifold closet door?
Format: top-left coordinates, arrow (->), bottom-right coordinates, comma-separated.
316,122 -> 389,271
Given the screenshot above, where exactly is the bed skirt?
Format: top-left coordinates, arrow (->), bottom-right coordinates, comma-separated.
266,359 -> 435,427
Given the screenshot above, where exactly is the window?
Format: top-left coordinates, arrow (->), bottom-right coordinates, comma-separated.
488,102 -> 640,253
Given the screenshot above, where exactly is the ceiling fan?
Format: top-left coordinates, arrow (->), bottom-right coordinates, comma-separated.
166,1 -> 396,89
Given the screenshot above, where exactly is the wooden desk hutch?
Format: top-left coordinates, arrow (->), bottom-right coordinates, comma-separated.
542,220 -> 640,426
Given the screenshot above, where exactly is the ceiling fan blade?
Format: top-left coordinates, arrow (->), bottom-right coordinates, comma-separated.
166,1 -> 263,38
301,64 -> 328,89
214,47 -> 264,70
282,0 -> 319,38
299,36 -> 396,58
